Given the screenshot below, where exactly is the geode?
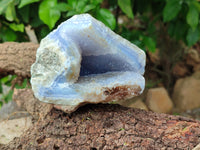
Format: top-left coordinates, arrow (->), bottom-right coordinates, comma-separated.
31,14 -> 146,112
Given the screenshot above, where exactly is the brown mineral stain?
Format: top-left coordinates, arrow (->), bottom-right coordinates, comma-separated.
103,85 -> 142,102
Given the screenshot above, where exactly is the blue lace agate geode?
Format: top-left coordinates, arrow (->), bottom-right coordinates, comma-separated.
31,14 -> 146,112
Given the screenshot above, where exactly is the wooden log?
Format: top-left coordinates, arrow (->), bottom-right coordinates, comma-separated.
0,42 -> 38,78
0,89 -> 199,149
0,42 -> 200,149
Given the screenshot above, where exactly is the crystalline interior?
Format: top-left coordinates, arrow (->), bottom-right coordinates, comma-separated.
80,54 -> 132,76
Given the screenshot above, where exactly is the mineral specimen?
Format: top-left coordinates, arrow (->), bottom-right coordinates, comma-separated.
31,14 -> 146,112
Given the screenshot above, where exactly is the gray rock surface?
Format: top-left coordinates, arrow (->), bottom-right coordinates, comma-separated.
0,117 -> 32,144
0,100 -> 29,121
0,85 -> 29,121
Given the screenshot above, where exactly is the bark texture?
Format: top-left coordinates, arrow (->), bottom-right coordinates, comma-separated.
0,42 -> 38,77
1,88 -> 200,149
0,42 -> 200,149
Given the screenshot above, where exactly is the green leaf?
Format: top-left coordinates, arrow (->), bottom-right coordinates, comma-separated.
0,0 -> 13,14
4,29 -> 17,41
0,101 -> 3,109
18,5 -> 29,23
118,0 -> 134,19
186,28 -> 200,47
67,0 -> 76,7
96,8 -> 116,30
67,0 -> 78,10
1,75 -> 16,86
5,1 -> 17,21
2,90 -> 13,103
30,15 -> 43,27
82,4 -> 96,13
66,10 -> 77,17
163,0 -> 182,22
18,0 -> 40,8
90,0 -> 103,5
65,0 -> 96,15
0,27 -> 17,41
168,20 -> 188,40
193,1 -> 200,12
15,79 -> 28,89
40,27 -> 50,38
9,23 -> 24,32
0,81 -> 2,93
53,3 -> 71,12
76,0 -> 88,13
143,36 -> 156,52
186,3 -> 199,30
39,0 -> 61,29
0,76 -> 10,84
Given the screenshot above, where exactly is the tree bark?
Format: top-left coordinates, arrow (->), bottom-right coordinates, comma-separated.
0,42 -> 200,149
0,42 -> 38,78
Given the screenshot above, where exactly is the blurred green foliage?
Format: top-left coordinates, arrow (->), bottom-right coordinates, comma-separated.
1,0 -> 200,48
0,75 -> 28,108
0,0 -> 200,107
